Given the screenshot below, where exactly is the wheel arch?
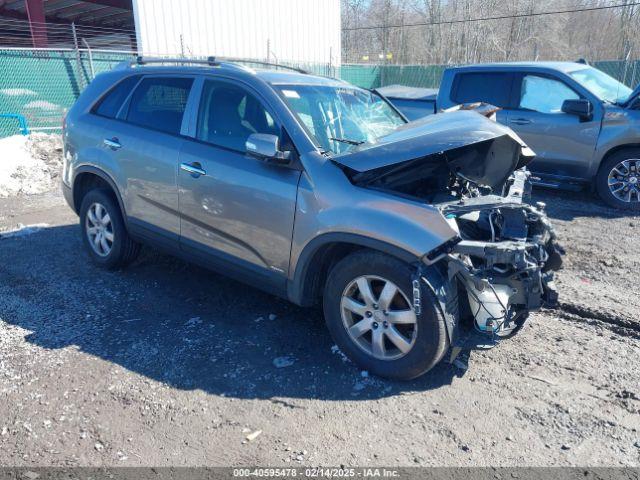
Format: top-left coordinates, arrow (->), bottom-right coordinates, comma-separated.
288,233 -> 420,307
72,166 -> 127,222
596,143 -> 640,176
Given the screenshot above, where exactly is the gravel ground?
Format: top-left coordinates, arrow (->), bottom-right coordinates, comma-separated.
0,186 -> 638,467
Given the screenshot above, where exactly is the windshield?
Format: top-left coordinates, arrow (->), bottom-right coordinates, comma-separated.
276,84 -> 406,154
568,67 -> 633,104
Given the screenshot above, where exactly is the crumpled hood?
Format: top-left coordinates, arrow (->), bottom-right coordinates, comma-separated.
332,110 -> 535,189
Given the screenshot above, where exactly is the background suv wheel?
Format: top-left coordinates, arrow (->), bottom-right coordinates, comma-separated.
596,148 -> 640,210
323,250 -> 449,380
79,189 -> 140,269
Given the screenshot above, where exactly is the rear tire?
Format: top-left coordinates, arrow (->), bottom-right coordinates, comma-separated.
323,250 -> 449,380
596,149 -> 640,210
79,189 -> 140,269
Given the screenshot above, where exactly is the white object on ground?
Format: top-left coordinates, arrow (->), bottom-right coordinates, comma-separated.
330,344 -> 351,363
245,430 -> 262,442
184,316 -> 202,327
0,223 -> 48,239
273,356 -> 295,368
0,133 -> 62,198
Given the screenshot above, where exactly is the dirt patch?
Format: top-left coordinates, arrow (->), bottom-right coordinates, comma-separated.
0,187 -> 638,467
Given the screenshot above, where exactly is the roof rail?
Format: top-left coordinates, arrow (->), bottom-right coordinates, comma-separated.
128,56 -> 308,74
217,57 -> 309,74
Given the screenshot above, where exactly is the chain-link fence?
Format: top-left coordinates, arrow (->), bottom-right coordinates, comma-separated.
338,59 -> 640,90
0,48 -> 338,137
0,48 -> 134,137
1,47 -> 639,138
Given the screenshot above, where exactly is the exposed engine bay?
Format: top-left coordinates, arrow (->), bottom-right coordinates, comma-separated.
438,168 -> 562,339
333,114 -> 563,343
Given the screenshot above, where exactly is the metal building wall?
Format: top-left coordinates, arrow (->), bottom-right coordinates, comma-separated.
131,0 -> 341,65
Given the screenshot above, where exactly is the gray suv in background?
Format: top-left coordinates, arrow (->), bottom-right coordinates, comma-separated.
62,57 -> 562,380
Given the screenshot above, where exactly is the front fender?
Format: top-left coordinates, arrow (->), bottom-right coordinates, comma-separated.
290,172 -> 458,271
287,170 -> 458,305
593,107 -> 640,176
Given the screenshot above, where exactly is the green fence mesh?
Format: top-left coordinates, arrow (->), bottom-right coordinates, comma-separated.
0,48 -> 638,138
0,49 -> 133,137
340,61 -> 640,90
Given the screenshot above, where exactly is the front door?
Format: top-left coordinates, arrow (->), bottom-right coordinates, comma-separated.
504,73 -> 600,180
178,78 -> 301,291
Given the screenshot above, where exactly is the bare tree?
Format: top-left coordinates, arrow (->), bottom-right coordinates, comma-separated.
341,0 -> 640,65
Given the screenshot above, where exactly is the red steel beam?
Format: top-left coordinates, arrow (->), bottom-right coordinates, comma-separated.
24,0 -> 48,47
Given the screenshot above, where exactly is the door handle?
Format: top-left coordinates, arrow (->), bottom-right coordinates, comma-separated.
180,162 -> 206,178
103,137 -> 122,150
510,118 -> 532,125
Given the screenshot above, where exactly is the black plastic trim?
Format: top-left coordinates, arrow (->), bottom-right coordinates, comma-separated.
71,166 -> 127,223
288,232 -> 420,306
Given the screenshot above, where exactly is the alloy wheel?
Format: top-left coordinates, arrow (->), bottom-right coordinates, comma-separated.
85,202 -> 114,257
608,158 -> 640,203
340,275 -> 417,361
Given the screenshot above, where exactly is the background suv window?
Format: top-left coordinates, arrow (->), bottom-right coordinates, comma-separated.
196,80 -> 278,152
452,72 -> 512,107
519,75 -> 580,113
126,77 -> 193,135
92,75 -> 141,118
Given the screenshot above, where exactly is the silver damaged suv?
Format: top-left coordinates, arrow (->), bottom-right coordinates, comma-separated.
62,58 -> 563,379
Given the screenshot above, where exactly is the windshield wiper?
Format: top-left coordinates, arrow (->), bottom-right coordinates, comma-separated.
329,137 -> 365,146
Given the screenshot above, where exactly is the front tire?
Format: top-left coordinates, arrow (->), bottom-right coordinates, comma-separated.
79,189 -> 140,269
323,250 -> 449,380
596,149 -> 640,210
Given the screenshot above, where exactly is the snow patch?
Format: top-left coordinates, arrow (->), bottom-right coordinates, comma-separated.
0,223 -> 49,239
0,88 -> 37,96
23,100 -> 61,111
330,344 -> 351,363
0,133 -> 62,197
273,356 -> 295,368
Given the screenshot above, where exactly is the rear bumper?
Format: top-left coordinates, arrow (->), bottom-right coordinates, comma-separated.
61,181 -> 75,213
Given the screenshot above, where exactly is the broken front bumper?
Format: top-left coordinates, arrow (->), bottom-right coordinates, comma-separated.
421,169 -> 563,345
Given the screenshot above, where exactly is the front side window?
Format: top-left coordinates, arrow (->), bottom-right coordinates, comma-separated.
196,80 -> 279,152
126,77 -> 193,135
568,66 -> 633,104
519,75 -> 579,114
93,75 -> 141,118
276,85 -> 405,155
452,73 -> 513,108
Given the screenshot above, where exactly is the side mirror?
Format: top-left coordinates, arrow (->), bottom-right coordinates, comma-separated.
245,133 -> 291,165
561,99 -> 593,120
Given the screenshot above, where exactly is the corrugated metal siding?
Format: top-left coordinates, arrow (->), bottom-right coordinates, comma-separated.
132,0 -> 341,65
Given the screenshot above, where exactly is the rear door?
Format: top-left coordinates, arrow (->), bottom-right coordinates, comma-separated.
103,75 -> 194,247
504,73 -> 600,180
177,77 -> 301,292
449,71 -> 514,125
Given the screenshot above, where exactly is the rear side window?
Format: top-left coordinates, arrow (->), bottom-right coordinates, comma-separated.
452,72 -> 512,107
126,77 -> 193,135
93,75 -> 141,118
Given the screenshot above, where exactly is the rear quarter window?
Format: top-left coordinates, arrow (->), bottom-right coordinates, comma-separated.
125,77 -> 194,135
92,75 -> 141,118
452,72 -> 513,108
